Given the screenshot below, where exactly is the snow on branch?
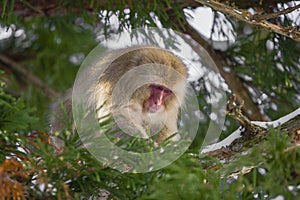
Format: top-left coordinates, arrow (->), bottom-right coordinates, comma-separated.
202,95 -> 300,156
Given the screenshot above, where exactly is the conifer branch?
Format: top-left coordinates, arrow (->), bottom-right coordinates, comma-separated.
195,0 -> 300,42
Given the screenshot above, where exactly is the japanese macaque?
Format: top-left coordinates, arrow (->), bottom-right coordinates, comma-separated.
50,46 -> 187,146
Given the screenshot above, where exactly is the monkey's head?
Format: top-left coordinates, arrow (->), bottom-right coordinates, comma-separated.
96,46 -> 187,141
126,47 -> 187,114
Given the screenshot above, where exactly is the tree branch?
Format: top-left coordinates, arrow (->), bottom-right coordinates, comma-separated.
0,54 -> 60,98
195,0 -> 300,42
2,0 -> 201,17
172,15 -> 267,121
4,1 -> 300,42
252,3 -> 300,21
202,102 -> 300,161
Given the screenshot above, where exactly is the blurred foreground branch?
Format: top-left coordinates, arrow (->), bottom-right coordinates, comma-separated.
0,54 -> 60,98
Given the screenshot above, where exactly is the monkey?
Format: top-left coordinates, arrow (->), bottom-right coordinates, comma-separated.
50,46 -> 187,148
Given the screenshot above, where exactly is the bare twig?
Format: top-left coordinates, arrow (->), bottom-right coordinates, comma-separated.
196,0 -> 300,42
19,0 -> 46,16
0,54 -> 60,98
226,95 -> 265,137
252,3 -> 300,21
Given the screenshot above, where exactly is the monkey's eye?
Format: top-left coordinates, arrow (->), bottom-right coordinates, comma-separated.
164,88 -> 172,94
151,85 -> 172,94
152,85 -> 164,90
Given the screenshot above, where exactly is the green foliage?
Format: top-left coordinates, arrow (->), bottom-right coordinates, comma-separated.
141,128 -> 300,200
0,1 -> 186,33
2,16 -> 97,126
221,128 -> 300,199
228,30 -> 300,119
0,45 -> 299,199
0,1 -> 300,199
0,0 -> 18,24
0,83 -> 154,198
23,130 -> 155,199
141,154 -> 222,200
18,17 -> 96,91
0,71 -> 38,133
0,71 -> 38,163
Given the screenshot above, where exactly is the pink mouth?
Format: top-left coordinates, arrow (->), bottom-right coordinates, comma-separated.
144,84 -> 172,113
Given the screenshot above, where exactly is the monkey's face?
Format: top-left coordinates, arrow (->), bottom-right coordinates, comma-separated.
144,84 -> 173,113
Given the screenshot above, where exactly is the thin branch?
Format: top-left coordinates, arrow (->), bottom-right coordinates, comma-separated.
226,95 -> 265,137
0,54 -> 60,98
195,0 -> 300,42
252,3 -> 300,21
19,0 -> 46,16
